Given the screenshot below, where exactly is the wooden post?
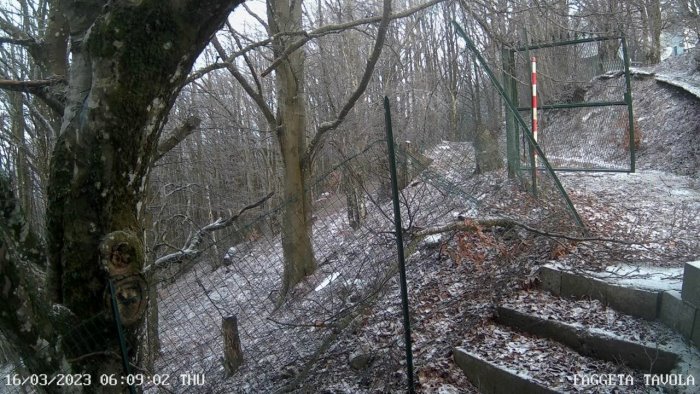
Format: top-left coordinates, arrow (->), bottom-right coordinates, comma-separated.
223,316 -> 243,375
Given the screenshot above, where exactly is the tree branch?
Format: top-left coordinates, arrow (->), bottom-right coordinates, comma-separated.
0,77 -> 65,115
153,116 -> 201,163
209,36 -> 277,128
186,0 -> 446,84
261,0 -> 446,78
148,192 -> 274,271
0,77 -> 63,91
0,36 -> 36,47
304,0 -> 392,167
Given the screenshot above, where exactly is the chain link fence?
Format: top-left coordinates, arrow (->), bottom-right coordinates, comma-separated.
0,29 -> 625,394
508,35 -> 636,173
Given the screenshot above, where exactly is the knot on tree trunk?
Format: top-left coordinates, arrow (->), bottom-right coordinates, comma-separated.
100,231 -> 147,326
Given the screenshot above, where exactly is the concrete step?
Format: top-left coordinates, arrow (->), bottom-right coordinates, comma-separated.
538,263 -> 700,347
454,322 -> 657,393
497,290 -> 700,378
495,306 -> 679,373
454,289 -> 700,393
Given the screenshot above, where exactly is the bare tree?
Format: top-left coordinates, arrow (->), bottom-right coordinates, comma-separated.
197,0 -> 398,302
0,0 -> 243,389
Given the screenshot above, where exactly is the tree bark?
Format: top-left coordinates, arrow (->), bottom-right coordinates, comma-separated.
0,0 -> 245,388
268,0 -> 317,303
473,125 -> 504,174
342,163 -> 367,230
223,315 -> 244,375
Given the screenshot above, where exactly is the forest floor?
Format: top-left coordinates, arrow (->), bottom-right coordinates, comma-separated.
295,52 -> 700,392
149,52 -> 700,393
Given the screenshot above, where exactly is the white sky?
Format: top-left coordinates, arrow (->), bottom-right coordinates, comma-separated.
229,0 -> 268,34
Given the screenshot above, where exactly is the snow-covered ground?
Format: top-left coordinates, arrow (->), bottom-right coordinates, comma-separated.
146,132 -> 699,392
142,52 -> 700,393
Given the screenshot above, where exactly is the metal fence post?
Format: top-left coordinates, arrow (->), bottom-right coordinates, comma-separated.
530,56 -> 538,196
452,21 -> 586,231
108,279 -> 137,394
383,96 -> 415,394
502,48 -> 518,178
621,35 -> 636,173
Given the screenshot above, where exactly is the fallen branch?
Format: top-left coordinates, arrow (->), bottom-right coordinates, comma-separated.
413,218 -> 646,245
414,218 -> 515,237
147,192 -> 274,272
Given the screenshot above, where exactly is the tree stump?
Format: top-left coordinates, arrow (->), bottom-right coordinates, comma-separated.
223,316 -> 243,376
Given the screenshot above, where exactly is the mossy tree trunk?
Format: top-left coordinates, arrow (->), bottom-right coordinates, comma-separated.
473,125 -> 504,174
1,0 -> 242,390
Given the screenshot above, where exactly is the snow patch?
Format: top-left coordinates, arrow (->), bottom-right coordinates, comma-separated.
315,272 -> 340,291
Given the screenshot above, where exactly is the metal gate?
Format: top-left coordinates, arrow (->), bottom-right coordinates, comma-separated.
503,34 -> 636,174
453,23 -> 586,231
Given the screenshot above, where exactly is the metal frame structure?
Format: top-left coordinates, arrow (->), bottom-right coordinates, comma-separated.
503,35 -> 637,175
453,22 -> 586,231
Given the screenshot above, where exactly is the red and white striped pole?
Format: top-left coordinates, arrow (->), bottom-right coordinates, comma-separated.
531,56 -> 538,168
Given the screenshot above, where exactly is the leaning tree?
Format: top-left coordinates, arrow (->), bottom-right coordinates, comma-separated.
0,0 -> 243,391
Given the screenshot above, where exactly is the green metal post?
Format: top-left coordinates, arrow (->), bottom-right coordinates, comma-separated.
621,36 -> 636,173
109,279 -> 137,394
502,48 -> 517,178
383,97 -> 415,394
510,52 -> 521,178
453,21 -> 586,231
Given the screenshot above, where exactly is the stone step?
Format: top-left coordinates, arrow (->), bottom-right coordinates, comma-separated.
538,263 -> 700,346
495,306 -> 679,373
454,322 -> 657,393
453,347 -> 559,394
499,289 -> 700,389
454,289 -> 700,393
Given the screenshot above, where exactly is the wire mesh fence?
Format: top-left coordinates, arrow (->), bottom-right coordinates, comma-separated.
0,92 -> 590,393
1,28 -> 636,394
519,105 -> 634,171
509,35 -> 636,173
147,138 -> 404,393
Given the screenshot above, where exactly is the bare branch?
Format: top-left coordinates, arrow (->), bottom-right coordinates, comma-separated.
148,192 -> 274,271
0,77 -> 62,91
305,0 -> 392,166
0,36 -> 36,46
209,36 -> 276,128
153,116 -> 201,163
0,77 -> 65,114
241,2 -> 268,30
227,22 -> 265,101
261,0 -> 446,78
187,0 -> 446,84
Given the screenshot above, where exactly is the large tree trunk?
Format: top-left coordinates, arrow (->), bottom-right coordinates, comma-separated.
0,0 -> 245,389
473,125 -> 504,174
269,0 -> 317,302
